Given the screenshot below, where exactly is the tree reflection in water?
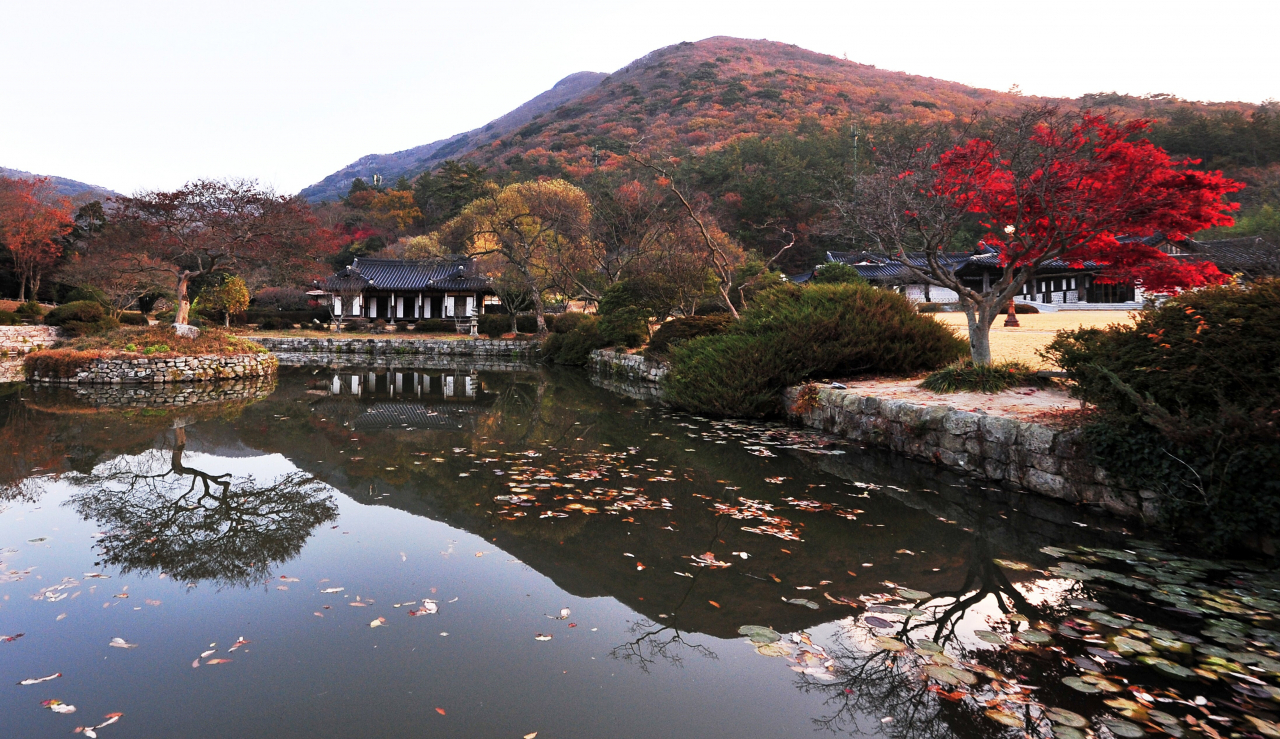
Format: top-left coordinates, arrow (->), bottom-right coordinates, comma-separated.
68,426 -> 338,588
799,535 -> 1052,739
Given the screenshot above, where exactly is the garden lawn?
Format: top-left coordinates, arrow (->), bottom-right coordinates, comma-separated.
932,311 -> 1138,369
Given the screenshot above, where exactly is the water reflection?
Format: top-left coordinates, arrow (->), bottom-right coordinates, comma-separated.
66,424 -> 338,587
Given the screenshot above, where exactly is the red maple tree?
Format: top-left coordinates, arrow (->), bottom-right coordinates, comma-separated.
0,176 -> 73,302
843,108 -> 1243,364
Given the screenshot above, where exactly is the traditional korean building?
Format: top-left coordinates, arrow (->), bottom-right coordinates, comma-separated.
317,257 -> 500,322
794,234 -> 1279,307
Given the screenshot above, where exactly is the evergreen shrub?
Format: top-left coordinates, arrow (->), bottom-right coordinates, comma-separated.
118,311 -> 149,326
664,283 -> 968,417
1042,279 -> 1280,550
541,315 -> 608,365
645,315 -> 732,357
920,359 -> 1041,393
0,311 -> 20,326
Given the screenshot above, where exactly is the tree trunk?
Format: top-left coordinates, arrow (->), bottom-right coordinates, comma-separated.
531,290 -> 548,335
963,302 -> 998,366
17,273 -> 25,303
30,271 -> 41,303
224,312 -> 230,328
174,273 -> 191,325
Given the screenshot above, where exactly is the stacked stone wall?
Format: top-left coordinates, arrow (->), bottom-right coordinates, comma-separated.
0,326 -> 61,382
785,386 -> 1152,521
30,353 -> 277,385
589,349 -> 668,383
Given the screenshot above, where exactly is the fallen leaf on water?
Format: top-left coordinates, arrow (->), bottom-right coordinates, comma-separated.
18,672 -> 60,685
205,658 -> 231,665
108,638 -> 137,649
199,649 -> 216,658
524,733 -> 538,739
370,617 -> 386,628
435,708 -> 446,715
535,634 -> 552,641
228,638 -> 250,652
191,659 -> 199,668
708,601 -> 720,608
42,699 -> 75,713
320,587 -> 344,594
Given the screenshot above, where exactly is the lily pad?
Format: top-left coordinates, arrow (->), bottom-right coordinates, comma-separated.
913,639 -> 944,654
1018,630 -> 1053,645
1090,612 -> 1133,629
1099,717 -> 1146,738
737,625 -> 781,644
1052,726 -> 1086,739
1062,676 -> 1101,693
1046,707 -> 1088,728
873,636 -> 907,652
864,616 -> 893,629
896,588 -> 931,600
924,665 -> 977,686
994,559 -> 1032,571
984,709 -> 1024,728
974,629 -> 1006,645
755,642 -> 792,657
1080,675 -> 1123,692
785,598 -> 819,610
1068,598 -> 1108,611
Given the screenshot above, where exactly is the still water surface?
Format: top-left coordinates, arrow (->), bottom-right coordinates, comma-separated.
1,365 -> 1276,738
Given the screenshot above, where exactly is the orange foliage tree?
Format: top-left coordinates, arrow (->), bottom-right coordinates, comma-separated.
0,176 -> 73,301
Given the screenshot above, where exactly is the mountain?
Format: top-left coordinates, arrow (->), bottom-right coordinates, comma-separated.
299,71 -> 608,202
302,36 -> 1257,199
0,167 -> 118,204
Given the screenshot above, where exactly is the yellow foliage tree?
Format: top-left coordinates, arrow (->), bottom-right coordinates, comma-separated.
406,180 -> 591,334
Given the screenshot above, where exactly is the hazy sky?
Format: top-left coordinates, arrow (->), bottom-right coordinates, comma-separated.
3,0 -> 1276,195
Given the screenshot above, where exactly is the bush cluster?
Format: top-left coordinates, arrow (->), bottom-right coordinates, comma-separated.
541,315 -> 607,365
1042,279 -> 1280,550
118,311 -> 149,326
920,359 -> 1042,393
645,315 -> 732,358
15,301 -> 45,317
0,311 -> 19,326
43,301 -> 120,337
663,282 -> 969,418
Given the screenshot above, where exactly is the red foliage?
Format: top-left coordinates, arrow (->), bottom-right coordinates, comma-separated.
934,114 -> 1242,293
0,176 -> 73,300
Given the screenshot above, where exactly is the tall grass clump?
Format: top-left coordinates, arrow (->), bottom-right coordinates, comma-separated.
663,283 -> 968,417
921,359 -> 1041,393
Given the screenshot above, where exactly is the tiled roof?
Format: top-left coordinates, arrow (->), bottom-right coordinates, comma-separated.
323,258 -> 493,292
1178,236 -> 1280,276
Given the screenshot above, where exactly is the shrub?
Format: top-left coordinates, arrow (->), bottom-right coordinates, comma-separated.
64,286 -> 108,306
258,316 -> 295,330
60,316 -> 121,337
44,300 -> 106,326
415,319 -> 454,333
807,263 -> 867,285
252,287 -> 312,311
541,315 -> 608,365
550,312 -> 590,334
595,281 -> 650,348
370,319 -> 389,334
15,301 -> 45,317
24,349 -> 106,379
1042,279 -> 1280,550
118,311 -> 149,326
664,283 -> 968,417
1013,303 -> 1039,314
920,360 -> 1041,393
478,313 -> 513,338
645,315 -> 732,357
344,318 -> 370,333
0,311 -> 19,326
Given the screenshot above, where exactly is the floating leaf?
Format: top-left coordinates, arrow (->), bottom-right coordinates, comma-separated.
873,636 -> 907,652
785,598 -> 818,609
737,625 -> 781,644
17,672 -> 60,685
1099,717 -> 1146,738
1017,630 -> 1053,645
984,709 -> 1024,728
924,665 -> 977,685
897,588 -> 930,600
108,637 -> 138,649
755,642 -> 792,657
993,559 -> 1032,571
1062,676 -> 1101,693
914,639 -> 944,654
974,630 -> 1005,645
864,616 -> 893,629
1047,707 -> 1088,728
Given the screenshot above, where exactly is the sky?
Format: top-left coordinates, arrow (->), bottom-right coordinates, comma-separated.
3,0 -> 1277,196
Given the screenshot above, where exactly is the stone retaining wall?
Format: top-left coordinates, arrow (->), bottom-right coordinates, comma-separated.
589,349 -> 668,383
785,385 -> 1151,521
30,353 -> 277,385
250,336 -> 537,358
0,326 -> 61,382
29,376 -> 276,408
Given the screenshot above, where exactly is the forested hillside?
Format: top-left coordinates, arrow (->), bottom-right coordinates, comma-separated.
0,167 -> 117,205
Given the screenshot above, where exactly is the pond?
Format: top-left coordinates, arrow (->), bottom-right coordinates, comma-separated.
1,364 -> 1278,738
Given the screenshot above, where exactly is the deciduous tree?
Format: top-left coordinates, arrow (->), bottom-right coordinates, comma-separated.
0,176 -> 73,301
834,108 -> 1242,364
407,180 -> 591,334
112,179 -> 337,325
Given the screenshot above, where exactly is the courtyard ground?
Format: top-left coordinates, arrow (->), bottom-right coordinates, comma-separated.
930,310 -> 1138,369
